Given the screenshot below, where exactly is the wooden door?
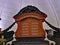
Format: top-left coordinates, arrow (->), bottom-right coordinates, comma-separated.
21,18 -> 42,37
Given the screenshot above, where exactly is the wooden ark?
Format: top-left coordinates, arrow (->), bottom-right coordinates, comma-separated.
12,5 -> 49,45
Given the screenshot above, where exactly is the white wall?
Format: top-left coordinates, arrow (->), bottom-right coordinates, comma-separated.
0,0 -> 60,31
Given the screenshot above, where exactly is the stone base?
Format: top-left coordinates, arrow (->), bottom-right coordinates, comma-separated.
12,37 -> 49,45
